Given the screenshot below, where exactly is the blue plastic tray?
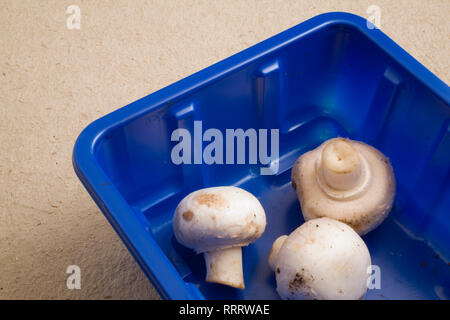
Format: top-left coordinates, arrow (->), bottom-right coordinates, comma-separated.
73,12 -> 450,299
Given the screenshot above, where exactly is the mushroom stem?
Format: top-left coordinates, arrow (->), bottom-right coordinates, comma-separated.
321,139 -> 362,190
204,247 -> 244,289
268,235 -> 288,271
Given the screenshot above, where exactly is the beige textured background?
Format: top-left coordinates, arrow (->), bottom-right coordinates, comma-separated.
0,0 -> 448,299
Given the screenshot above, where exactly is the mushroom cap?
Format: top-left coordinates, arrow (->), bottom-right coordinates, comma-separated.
274,218 -> 371,300
173,186 -> 266,253
292,138 -> 396,235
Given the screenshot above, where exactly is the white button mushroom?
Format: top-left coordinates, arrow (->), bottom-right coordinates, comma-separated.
292,138 -> 396,235
268,218 -> 371,300
173,186 -> 266,289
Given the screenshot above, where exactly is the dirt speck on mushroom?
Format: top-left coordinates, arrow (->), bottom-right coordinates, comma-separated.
289,273 -> 304,292
196,193 -> 228,208
182,210 -> 194,221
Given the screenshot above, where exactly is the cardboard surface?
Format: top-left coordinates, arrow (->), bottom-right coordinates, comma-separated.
0,0 -> 448,299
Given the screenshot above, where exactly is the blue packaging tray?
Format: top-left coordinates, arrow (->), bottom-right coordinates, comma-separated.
73,12 -> 450,299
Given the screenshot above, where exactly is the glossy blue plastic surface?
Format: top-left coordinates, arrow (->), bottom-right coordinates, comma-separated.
73,12 -> 450,300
